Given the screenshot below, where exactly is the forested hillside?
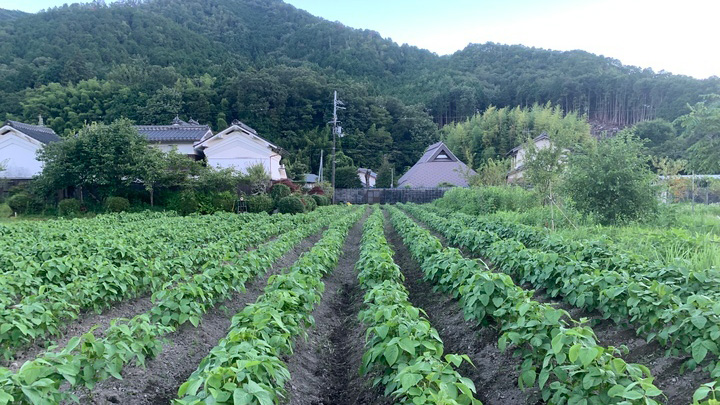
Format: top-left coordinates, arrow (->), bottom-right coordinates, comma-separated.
1,0 -> 718,174
0,9 -> 26,21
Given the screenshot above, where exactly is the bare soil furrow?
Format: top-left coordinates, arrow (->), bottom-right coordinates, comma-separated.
285,209 -> 389,405
404,208 -> 709,405
384,210 -> 538,405
75,230 -> 325,405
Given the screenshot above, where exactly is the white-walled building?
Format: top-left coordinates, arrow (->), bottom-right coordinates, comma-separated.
0,120 -> 61,179
358,168 -> 377,187
506,132 -> 551,183
195,120 -> 287,180
135,117 -> 212,158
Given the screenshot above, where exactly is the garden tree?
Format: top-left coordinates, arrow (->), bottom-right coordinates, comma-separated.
375,155 -> 394,188
244,163 -> 271,195
140,147 -> 205,206
520,107 -> 593,200
334,166 -> 362,188
473,158 -> 510,186
37,119 -> 150,202
562,133 -> 658,225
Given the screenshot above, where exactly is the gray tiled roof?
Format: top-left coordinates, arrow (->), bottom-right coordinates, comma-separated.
5,120 -> 61,144
397,141 -> 476,188
135,118 -> 211,142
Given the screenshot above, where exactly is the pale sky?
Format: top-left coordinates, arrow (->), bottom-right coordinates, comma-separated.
2,0 -> 718,79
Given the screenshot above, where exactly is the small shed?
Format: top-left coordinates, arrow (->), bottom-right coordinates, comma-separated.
397,142 -> 475,188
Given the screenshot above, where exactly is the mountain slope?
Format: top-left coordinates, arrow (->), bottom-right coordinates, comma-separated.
0,0 -> 717,173
0,9 -> 26,22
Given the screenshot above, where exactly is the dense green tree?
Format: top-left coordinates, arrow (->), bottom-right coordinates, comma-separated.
675,97 -> 720,174
334,166 -> 362,188
562,133 -> 658,224
375,155 -> 394,188
37,119 -> 150,201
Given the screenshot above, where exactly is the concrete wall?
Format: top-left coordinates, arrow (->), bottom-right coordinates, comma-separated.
335,187 -> 451,204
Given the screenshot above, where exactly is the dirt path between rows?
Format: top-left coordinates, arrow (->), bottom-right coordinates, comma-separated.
383,209 -> 539,405
75,230 -> 326,405
284,209 -> 391,405
403,208 -> 709,405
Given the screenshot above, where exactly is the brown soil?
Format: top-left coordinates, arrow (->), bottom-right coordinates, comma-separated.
405,208 -> 708,405
383,209 -> 540,405
75,230 -> 325,405
284,209 -> 391,405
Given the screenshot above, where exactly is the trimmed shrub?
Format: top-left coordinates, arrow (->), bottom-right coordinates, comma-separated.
58,198 -> 82,216
277,196 -> 305,214
7,193 -> 35,214
311,194 -> 330,206
105,196 -> 131,213
272,178 -> 299,192
308,186 -> 325,195
269,184 -> 291,201
246,194 -> 274,214
301,195 -> 317,211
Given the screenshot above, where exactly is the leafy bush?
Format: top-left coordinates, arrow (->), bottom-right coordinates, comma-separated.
562,133 -> 658,225
435,186 -> 539,215
246,194 -> 274,213
7,192 -> 37,214
105,196 -> 130,212
311,194 -> 330,206
58,198 -> 82,216
301,195 -> 317,211
277,196 -> 305,214
197,191 -> 235,214
166,189 -> 198,215
269,184 -> 291,201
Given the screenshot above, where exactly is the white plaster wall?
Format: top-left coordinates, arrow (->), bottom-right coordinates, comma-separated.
151,143 -> 198,156
0,133 -> 44,179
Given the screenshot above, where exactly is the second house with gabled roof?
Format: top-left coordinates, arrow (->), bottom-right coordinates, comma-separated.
136,118 -> 288,180
194,120 -> 287,180
397,141 -> 476,188
0,119 -> 62,179
135,116 -> 213,159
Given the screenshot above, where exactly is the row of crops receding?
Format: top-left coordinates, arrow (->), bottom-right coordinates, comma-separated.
2,203 -> 717,404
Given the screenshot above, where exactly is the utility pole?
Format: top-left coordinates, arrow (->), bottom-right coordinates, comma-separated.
329,91 -> 344,203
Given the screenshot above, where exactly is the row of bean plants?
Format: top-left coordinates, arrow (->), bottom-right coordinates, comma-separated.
0,207 -> 351,404
0,212 -> 301,356
355,207 -> 480,404
0,213 -> 265,304
175,208 -> 362,404
388,206 -> 662,404
407,204 -> 720,403
427,206 -> 720,299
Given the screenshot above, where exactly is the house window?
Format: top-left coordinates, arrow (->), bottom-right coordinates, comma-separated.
436,153 -> 449,160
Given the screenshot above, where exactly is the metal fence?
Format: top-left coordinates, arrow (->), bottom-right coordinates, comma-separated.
334,187 -> 451,204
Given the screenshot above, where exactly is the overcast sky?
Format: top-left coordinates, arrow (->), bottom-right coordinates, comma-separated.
3,0 -> 718,79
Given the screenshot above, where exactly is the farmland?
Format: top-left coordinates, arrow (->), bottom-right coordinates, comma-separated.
1,202 -> 719,404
